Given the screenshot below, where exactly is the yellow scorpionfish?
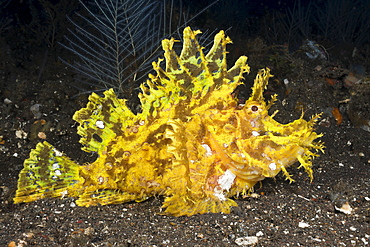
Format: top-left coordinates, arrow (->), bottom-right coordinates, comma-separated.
14,27 -> 324,216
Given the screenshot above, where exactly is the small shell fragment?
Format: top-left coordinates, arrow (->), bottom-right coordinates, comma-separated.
235,236 -> 258,246
15,129 -> 28,139
38,132 -> 47,139
335,201 -> 353,214
298,221 -> 310,228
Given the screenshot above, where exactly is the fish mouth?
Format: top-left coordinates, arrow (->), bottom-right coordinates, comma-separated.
227,164 -> 266,182
206,123 -> 311,182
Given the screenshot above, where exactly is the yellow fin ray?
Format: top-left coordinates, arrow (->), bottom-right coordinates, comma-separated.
14,142 -> 83,203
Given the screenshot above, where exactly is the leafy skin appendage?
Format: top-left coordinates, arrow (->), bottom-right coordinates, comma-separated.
14,27 -> 324,216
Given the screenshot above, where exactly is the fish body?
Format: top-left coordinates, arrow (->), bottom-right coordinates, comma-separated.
14,27 -> 324,216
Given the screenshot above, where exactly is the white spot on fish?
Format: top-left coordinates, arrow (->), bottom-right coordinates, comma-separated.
53,148 -> 63,157
98,176 -> 105,184
252,131 -> 260,136
201,144 -> 213,157
218,170 -> 236,191
60,190 -> 68,199
52,163 -> 60,170
214,170 -> 236,201
214,191 -> 226,201
269,162 -> 277,170
96,120 -> 105,129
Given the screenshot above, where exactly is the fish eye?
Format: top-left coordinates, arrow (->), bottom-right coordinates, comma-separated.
251,105 -> 259,112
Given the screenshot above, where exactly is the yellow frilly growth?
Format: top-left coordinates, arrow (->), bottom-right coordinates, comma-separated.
14,27 -> 324,216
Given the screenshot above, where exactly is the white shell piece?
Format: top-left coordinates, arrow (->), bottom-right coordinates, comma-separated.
235,236 -> 258,246
298,221 -> 310,228
335,202 -> 353,214
15,129 -> 28,139
55,170 -> 62,176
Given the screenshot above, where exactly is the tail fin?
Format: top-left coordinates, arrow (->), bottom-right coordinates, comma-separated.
14,142 -> 84,204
